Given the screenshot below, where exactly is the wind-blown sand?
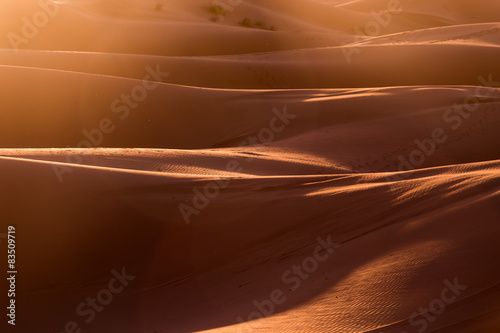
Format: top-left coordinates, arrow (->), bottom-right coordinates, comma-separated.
0,0 -> 499,332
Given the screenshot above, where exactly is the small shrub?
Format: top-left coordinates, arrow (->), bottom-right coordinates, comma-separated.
239,18 -> 277,31
255,20 -> 265,28
209,4 -> 226,17
239,18 -> 253,27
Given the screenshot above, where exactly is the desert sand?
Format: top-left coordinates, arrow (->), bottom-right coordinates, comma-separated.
0,0 -> 499,332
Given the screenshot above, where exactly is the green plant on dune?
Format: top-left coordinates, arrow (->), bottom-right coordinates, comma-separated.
239,18 -> 253,28
255,20 -> 265,28
208,4 -> 227,22
239,18 -> 277,31
351,25 -> 368,35
209,4 -> 227,17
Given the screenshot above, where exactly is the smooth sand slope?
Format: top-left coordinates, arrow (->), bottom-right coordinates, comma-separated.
0,0 -> 499,332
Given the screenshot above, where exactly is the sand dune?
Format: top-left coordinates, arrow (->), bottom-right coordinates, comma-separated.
0,0 -> 499,333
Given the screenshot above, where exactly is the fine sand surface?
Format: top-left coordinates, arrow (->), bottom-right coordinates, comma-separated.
0,0 -> 499,332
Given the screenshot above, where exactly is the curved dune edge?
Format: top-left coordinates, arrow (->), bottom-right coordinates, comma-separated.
1,152 -> 499,332
0,0 -> 499,332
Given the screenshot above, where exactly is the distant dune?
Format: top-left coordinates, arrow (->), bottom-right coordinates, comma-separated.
0,1 -> 499,332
